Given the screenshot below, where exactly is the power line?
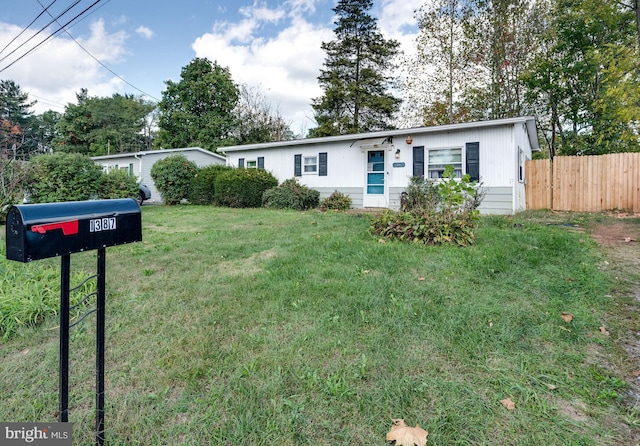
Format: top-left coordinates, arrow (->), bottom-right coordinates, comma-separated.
2,0 -> 159,102
0,0 -> 58,56
0,0 -> 110,75
36,0 -> 159,101
0,0 -> 85,65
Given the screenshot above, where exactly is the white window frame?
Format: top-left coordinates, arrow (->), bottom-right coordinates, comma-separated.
518,147 -> 526,183
246,160 -> 257,169
427,147 -> 463,179
303,156 -> 317,174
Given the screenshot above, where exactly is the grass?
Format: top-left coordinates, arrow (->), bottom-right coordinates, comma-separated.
0,206 -> 638,445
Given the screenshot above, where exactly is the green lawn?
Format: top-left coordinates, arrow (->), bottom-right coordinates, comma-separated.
0,207 -> 638,445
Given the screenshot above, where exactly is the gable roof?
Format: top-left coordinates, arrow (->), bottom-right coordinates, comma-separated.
221,116 -> 540,153
92,147 -> 226,162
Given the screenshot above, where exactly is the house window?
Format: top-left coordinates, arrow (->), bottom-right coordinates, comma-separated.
303,156 -> 317,173
427,147 -> 462,178
246,160 -> 257,168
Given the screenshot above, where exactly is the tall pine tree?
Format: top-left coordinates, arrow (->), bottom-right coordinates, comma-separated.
311,0 -> 400,137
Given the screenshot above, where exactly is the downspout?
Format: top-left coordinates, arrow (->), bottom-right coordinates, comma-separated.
134,153 -> 143,183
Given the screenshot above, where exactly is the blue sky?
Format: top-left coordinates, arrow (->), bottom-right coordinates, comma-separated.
0,0 -> 421,135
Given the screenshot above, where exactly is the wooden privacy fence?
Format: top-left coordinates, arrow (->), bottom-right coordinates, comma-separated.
525,153 -> 640,213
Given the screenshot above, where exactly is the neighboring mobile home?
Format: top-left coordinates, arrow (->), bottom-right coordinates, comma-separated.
92,147 -> 226,203
222,117 -> 540,215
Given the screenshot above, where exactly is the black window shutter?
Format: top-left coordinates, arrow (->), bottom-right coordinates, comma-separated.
238,158 -> 245,168
294,154 -> 302,177
319,152 -> 328,176
413,146 -> 424,177
466,142 -> 480,182
258,157 -> 264,169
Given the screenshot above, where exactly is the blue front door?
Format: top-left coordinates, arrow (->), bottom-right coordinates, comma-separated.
364,150 -> 387,207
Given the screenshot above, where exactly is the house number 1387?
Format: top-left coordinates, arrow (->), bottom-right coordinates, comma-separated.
90,217 -> 116,232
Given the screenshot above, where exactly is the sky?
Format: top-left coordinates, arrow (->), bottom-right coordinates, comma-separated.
0,0 -> 422,136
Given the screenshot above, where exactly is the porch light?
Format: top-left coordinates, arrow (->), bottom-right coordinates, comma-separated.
395,148 -> 401,159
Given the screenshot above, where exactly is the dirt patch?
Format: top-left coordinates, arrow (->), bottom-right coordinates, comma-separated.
588,216 -> 640,444
590,219 -> 640,387
215,248 -> 278,276
557,399 -> 590,423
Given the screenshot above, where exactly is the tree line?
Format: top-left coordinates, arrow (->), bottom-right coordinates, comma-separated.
316,0 -> 640,157
2,0 -> 639,159
0,59 -> 293,160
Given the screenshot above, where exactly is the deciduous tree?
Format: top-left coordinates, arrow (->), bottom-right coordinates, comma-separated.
54,90 -> 155,155
0,80 -> 35,159
231,84 -> 294,144
157,58 -> 239,150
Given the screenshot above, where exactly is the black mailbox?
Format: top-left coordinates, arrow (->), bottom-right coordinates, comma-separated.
6,198 -> 142,262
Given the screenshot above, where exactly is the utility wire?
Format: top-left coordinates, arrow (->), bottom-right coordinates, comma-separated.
0,0 -> 84,65
0,0 -> 58,56
36,0 -> 159,101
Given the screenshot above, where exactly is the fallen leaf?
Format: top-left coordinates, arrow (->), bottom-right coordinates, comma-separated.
386,418 -> 428,446
378,238 -> 387,244
418,277 -> 426,281
559,326 -> 571,332
362,270 -> 370,274
599,325 -> 610,336
500,397 -> 516,410
561,312 -> 573,323
624,237 -> 636,242
489,319 -> 494,327
546,383 -> 557,390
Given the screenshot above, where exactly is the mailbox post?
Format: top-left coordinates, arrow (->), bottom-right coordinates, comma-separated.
5,199 -> 142,445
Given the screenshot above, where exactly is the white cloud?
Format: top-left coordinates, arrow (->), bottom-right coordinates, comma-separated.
192,4 -> 332,135
135,25 -> 154,39
0,20 -> 129,114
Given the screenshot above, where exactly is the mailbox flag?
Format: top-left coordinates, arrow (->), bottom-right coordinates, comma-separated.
31,220 -> 79,236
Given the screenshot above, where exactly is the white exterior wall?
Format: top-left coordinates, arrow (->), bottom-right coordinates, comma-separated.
93,148 -> 226,203
223,118 -> 539,215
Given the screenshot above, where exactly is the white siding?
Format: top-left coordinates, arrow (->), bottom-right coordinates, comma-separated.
93,148 -> 226,204
223,118 -> 538,215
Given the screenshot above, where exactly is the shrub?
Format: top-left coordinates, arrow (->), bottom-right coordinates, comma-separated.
28,153 -> 104,203
150,154 -> 198,205
320,190 -> 352,211
97,169 -> 139,200
0,159 -> 30,221
188,165 -> 232,205
371,166 -> 484,246
401,176 -> 440,212
214,168 -> 278,208
262,178 -> 320,210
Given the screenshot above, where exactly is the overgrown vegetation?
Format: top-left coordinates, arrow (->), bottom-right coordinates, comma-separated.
371,166 -> 484,245
187,165 -> 232,205
214,168 -> 278,208
320,190 -> 352,211
26,153 -> 139,204
150,154 -> 198,205
0,159 -> 30,221
262,178 -> 320,210
97,169 -> 139,200
0,254 -> 95,340
1,207 -> 636,444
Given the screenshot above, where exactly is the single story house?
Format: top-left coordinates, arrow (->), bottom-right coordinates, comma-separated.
222,117 -> 540,215
92,147 -> 226,203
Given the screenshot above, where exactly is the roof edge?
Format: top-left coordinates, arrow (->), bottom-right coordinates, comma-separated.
221,116 -> 539,152
91,147 -> 226,161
